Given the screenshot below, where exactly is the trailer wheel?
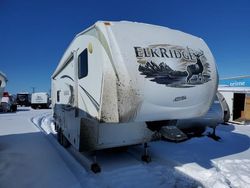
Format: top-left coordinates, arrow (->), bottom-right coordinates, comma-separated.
11,105 -> 17,112
91,163 -> 101,173
61,134 -> 70,148
57,128 -> 70,148
141,155 -> 151,163
57,128 -> 62,143
31,105 -> 37,109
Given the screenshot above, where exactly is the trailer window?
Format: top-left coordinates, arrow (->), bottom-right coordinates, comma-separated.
57,90 -> 60,102
78,49 -> 88,79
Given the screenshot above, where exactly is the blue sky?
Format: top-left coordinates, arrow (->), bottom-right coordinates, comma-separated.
1,0 -> 250,94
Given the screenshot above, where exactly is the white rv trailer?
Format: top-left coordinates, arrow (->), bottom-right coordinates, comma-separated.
31,92 -> 50,109
52,21 -> 218,158
0,71 -> 7,101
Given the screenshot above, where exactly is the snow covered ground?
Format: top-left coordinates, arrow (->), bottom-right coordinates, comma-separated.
1,107 -> 250,188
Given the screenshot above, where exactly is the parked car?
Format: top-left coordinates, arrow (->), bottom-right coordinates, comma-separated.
1,92 -> 17,112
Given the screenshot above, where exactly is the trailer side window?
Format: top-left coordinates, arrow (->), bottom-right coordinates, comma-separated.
78,49 -> 88,79
57,90 -> 60,102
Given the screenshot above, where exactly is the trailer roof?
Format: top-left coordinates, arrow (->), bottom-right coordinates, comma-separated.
52,21 -> 203,79
0,71 -> 7,81
52,21 -> 101,78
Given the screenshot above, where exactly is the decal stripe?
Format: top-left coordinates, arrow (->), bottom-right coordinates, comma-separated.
79,85 -> 100,112
60,75 -> 74,82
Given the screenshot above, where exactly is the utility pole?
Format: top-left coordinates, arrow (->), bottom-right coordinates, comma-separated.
31,87 -> 35,93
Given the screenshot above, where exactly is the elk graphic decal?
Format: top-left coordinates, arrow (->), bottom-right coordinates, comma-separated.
135,45 -> 211,88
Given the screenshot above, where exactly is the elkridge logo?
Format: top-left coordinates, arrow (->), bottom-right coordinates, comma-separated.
134,44 -> 211,88
134,45 -> 197,61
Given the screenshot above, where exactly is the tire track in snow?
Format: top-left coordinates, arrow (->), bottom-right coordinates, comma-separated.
30,113 -> 204,188
30,113 -> 100,188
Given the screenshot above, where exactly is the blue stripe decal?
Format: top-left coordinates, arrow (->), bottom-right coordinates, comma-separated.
79,85 -> 100,112
60,75 -> 74,82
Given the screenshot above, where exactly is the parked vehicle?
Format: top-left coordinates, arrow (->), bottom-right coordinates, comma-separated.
31,92 -> 50,109
52,21 -> 218,171
0,92 -> 17,112
16,93 -> 31,106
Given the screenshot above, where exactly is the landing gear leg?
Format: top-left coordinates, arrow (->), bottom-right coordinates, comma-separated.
57,128 -> 70,148
208,126 -> 221,141
91,152 -> 101,173
141,143 -> 151,163
61,134 -> 70,148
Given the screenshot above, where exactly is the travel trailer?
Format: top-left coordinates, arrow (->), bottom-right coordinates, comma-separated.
0,71 -> 7,101
52,21 -> 218,172
16,92 -> 31,106
31,92 -> 50,109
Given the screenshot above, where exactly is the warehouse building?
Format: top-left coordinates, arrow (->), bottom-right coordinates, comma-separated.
219,75 -> 250,123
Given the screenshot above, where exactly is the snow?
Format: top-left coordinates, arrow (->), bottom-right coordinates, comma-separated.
0,108 -> 83,188
1,107 -> 250,188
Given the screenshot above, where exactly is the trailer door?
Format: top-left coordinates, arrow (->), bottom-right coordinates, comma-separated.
77,36 -> 103,119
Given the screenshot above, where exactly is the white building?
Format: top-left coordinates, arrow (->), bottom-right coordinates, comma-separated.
219,75 -> 250,123
0,71 -> 8,101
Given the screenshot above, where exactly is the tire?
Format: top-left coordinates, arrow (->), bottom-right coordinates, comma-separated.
57,128 -> 62,143
62,134 -> 70,148
13,105 -> 17,112
91,163 -> 101,173
57,128 -> 70,148
10,105 -> 17,112
141,155 -> 152,163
